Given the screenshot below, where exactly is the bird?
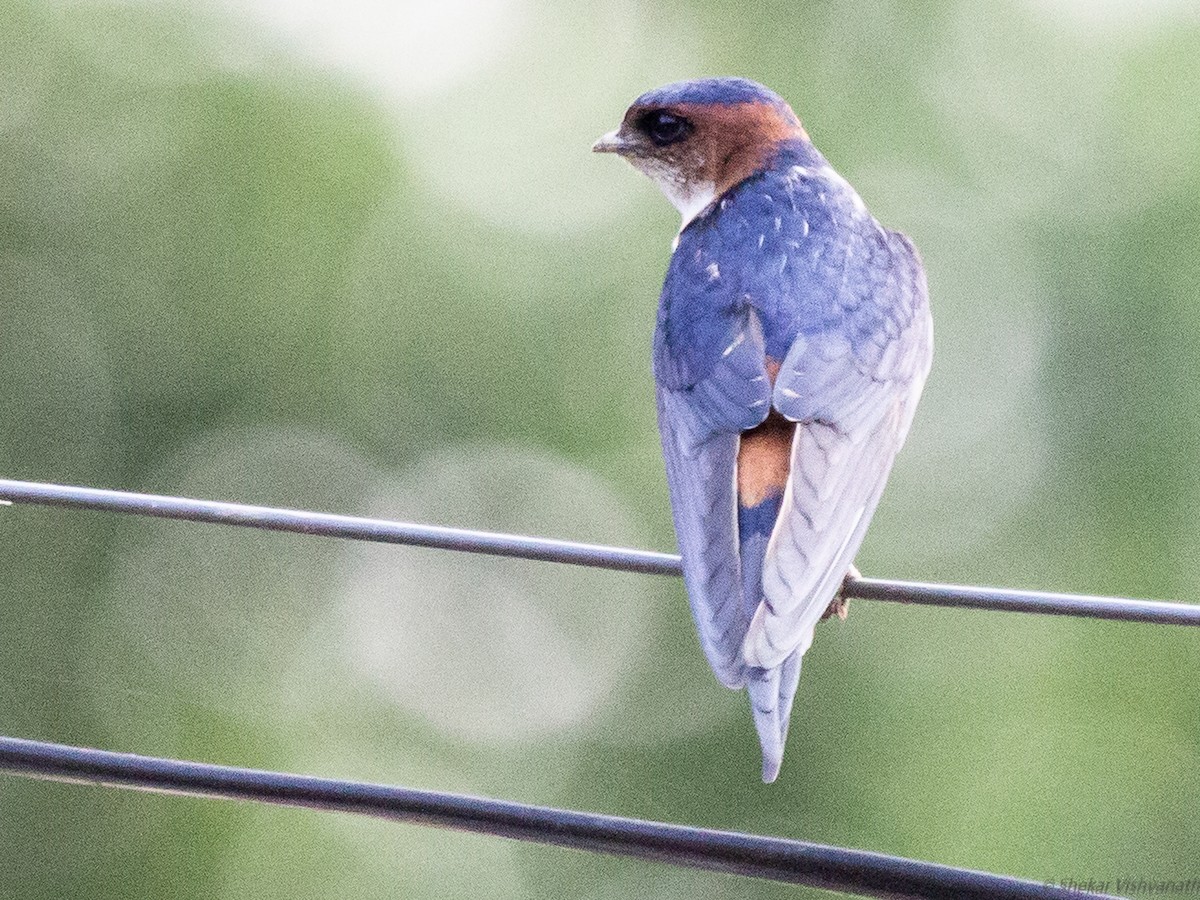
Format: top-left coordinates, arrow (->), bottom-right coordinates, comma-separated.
594,78 -> 933,782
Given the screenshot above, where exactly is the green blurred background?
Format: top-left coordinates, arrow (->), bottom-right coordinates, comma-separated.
2,0 -> 1199,896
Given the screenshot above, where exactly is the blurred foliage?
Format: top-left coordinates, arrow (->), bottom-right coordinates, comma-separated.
2,0 -> 1200,897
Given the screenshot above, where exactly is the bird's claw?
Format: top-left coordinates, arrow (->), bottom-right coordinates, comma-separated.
821,564 -> 860,621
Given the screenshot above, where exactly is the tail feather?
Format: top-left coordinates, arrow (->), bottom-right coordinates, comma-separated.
740,493 -> 806,782
746,648 -> 804,783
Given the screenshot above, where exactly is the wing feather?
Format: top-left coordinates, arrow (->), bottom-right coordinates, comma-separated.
743,234 -> 932,670
657,394 -> 745,687
655,308 -> 773,688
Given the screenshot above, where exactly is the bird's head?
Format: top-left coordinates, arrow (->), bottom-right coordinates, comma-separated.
594,77 -> 808,227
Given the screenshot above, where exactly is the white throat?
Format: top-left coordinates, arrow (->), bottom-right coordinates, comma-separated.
630,158 -> 716,230
658,178 -> 716,229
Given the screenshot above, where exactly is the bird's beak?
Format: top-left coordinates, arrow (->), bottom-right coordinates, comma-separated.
592,129 -> 634,154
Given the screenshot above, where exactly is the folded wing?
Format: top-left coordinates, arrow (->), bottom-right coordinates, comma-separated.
655,303 -> 773,688
742,233 -> 933,670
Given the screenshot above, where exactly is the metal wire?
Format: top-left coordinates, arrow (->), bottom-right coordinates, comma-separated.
1,478 -> 1197,625
0,477 -> 1182,898
0,736 -> 1117,900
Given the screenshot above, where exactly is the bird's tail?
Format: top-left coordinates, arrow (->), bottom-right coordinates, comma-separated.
746,646 -> 804,783
738,493 -> 806,782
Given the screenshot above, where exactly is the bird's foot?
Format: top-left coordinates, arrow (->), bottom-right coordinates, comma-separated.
821,564 -> 860,621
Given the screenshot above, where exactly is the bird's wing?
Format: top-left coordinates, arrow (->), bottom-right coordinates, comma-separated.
742,230 -> 933,670
654,245 -> 773,689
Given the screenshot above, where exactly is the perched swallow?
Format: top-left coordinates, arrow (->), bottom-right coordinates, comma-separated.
595,78 -> 932,782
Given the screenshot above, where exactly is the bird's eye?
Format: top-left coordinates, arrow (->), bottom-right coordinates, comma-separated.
639,111 -> 691,147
